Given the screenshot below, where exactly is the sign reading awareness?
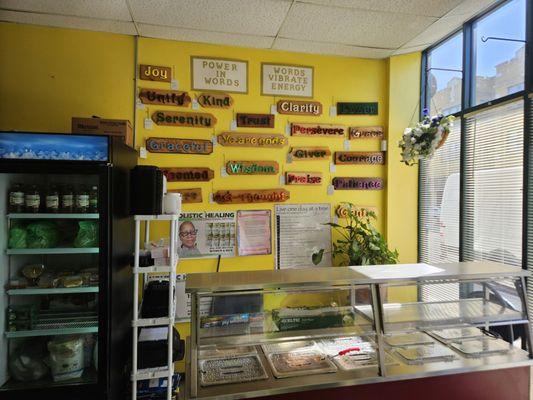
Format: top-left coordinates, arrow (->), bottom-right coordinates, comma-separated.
217,132 -> 287,148
291,123 -> 346,137
146,137 -> 213,155
191,57 -> 248,93
262,63 -> 313,98
226,161 -> 279,175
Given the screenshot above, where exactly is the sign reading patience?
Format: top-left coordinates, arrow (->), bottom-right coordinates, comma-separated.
169,188 -> 202,204
291,123 -> 346,137
213,189 -> 290,204
337,102 -> 378,115
152,111 -> 216,128
332,177 -> 383,190
349,126 -> 384,140
226,161 -> 279,175
139,64 -> 171,82
139,89 -> 191,107
191,57 -> 248,93
197,92 -> 233,109
289,147 -> 331,161
146,137 -> 213,155
262,63 -> 313,98
217,132 -> 287,148
334,151 -> 385,165
236,113 -> 274,128
277,100 -> 322,116
162,168 -> 214,182
286,172 -> 322,185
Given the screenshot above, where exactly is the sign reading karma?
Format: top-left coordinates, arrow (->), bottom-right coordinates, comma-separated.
197,92 -> 233,109
191,57 -> 248,94
226,161 -> 279,175
168,188 -> 202,204
139,89 -> 191,107
334,151 -> 385,165
349,126 -> 384,140
291,123 -> 346,137
289,147 -> 331,161
336,204 -> 378,219
152,111 -> 216,128
236,113 -> 274,128
139,64 -> 171,82
217,133 -> 287,148
285,172 -> 322,185
332,177 -> 383,190
277,100 -> 322,116
262,63 -> 313,98
162,168 -> 214,182
337,102 -> 378,115
146,137 -> 213,155
213,189 -> 290,204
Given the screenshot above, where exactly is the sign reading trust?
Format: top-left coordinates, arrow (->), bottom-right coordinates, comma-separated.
262,63 -> 313,98
191,57 -> 248,93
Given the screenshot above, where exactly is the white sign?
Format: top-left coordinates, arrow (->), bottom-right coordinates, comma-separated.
262,63 -> 313,98
191,56 -> 248,94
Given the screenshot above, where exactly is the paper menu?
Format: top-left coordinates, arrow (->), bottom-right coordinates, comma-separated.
350,263 -> 444,279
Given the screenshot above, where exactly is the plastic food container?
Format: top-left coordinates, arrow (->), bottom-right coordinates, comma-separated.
429,326 -> 487,342
384,332 -> 435,347
261,340 -> 317,355
395,343 -> 456,365
449,338 -> 511,358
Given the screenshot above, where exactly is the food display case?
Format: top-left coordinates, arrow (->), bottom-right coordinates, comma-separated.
183,262 -> 533,400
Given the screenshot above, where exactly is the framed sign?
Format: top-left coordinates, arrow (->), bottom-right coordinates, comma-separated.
349,126 -> 384,140
146,137 -> 213,155
291,123 -> 346,137
139,64 -> 171,82
152,111 -> 216,128
197,92 -> 233,109
139,89 -> 191,107
285,172 -> 322,185
236,113 -> 274,128
336,204 -> 378,218
162,168 -> 214,182
277,100 -> 322,116
213,189 -> 290,204
337,102 -> 378,115
289,147 -> 331,161
334,151 -> 385,165
169,188 -> 203,203
332,177 -> 383,190
191,56 -> 248,94
226,160 -> 279,175
262,63 -> 313,98
217,132 -> 287,148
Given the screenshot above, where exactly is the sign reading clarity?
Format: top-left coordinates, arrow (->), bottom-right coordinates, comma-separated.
191,57 -> 248,94
262,63 -> 313,98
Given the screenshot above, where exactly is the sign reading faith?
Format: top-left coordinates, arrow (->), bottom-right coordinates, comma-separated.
146,137 -> 213,155
291,123 -> 346,137
152,111 -> 216,128
236,113 -> 274,128
336,204 -> 378,219
337,102 -> 378,115
217,132 -> 287,148
139,64 -> 171,82
139,89 -> 191,107
285,172 -> 322,185
214,189 -> 290,204
197,92 -> 233,109
191,57 -> 248,94
349,126 -> 384,140
162,168 -> 214,182
332,177 -> 383,190
289,147 -> 331,161
226,161 -> 279,175
277,100 -> 322,116
334,151 -> 385,165
169,188 -> 203,204
262,63 -> 313,98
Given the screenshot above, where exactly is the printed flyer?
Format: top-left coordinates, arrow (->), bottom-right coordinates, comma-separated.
237,210 -> 272,256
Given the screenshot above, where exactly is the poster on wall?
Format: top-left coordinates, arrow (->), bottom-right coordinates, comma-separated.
191,56 -> 248,93
178,212 -> 236,259
262,63 -> 313,98
275,204 -> 331,269
237,210 -> 272,256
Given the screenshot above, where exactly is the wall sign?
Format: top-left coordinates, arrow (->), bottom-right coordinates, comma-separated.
217,132 -> 287,148
277,100 -> 322,116
151,111 -> 216,128
262,63 -> 313,98
226,161 -> 279,175
236,113 -> 274,128
139,64 -> 171,82
291,123 -> 346,137
337,102 -> 378,115
285,172 -> 322,185
197,92 -> 233,109
169,188 -> 203,203
332,177 -> 383,190
334,151 -> 385,165
213,189 -> 290,204
146,137 -> 213,155
138,89 -> 191,107
336,204 -> 378,218
191,56 -> 248,94
162,168 -> 214,182
289,147 -> 331,161
349,126 -> 384,140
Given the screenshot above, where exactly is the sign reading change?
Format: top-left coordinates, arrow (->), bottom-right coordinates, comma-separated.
191,57 -> 248,94
262,63 -> 313,98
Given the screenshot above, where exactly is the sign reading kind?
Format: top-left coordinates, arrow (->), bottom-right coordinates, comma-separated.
152,111 -> 216,128
286,172 -> 322,185
289,147 -> 331,160
139,89 -> 191,107
213,189 -> 290,204
291,123 -> 346,137
334,151 -> 385,165
236,113 -> 274,128
146,137 -> 213,155
197,92 -> 233,109
139,64 -> 171,82
217,132 -> 287,148
162,168 -> 214,182
332,177 -> 383,190
277,100 -> 322,116
226,161 -> 279,175
349,126 -> 384,140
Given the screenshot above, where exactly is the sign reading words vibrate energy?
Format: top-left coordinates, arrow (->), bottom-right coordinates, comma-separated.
349,126 -> 384,140
214,189 -> 290,204
262,63 -> 313,98
191,57 -> 248,93
197,92 -> 233,109
139,89 -> 191,107
152,111 -> 216,128
286,172 -> 322,185
217,132 -> 287,148
334,151 -> 385,165
146,137 -> 213,155
291,123 -> 346,137
277,100 -> 322,116
139,64 -> 171,82
169,188 -> 203,203
332,177 -> 383,190
162,168 -> 214,182
226,161 -> 279,175
289,147 -> 331,161
236,113 -> 274,128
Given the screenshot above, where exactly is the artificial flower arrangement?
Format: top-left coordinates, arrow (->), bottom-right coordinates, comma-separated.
399,108 -> 455,166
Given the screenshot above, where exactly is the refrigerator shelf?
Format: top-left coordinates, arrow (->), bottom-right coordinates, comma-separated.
7,247 -> 99,255
5,311 -> 98,338
7,213 -> 99,219
7,286 -> 99,295
132,366 -> 174,381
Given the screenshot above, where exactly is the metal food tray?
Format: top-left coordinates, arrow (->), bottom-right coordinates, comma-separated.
395,343 -> 456,365
199,346 -> 257,359
261,340 -> 317,355
429,326 -> 487,342
449,338 -> 511,358
384,332 -> 435,347
199,355 -> 268,387
317,336 -> 371,356
333,351 -> 397,371
267,350 -> 337,378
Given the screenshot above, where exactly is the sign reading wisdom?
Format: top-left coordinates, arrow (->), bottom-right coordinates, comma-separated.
152,111 -> 216,128
262,63 -> 313,98
226,161 -> 279,175
191,57 -> 248,93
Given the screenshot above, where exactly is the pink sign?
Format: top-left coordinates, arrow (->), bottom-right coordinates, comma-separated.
237,210 -> 272,256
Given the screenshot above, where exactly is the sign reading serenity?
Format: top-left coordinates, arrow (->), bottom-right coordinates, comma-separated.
191,57 -> 248,93
262,63 -> 313,98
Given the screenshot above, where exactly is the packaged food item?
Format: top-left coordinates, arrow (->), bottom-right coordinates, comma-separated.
60,184 -> 74,213
45,184 -> 59,213
8,225 -> 27,249
75,185 -> 89,213
8,183 -> 25,213
24,185 -> 41,213
22,264 -> 45,286
48,336 -> 84,382
26,221 -> 59,248
74,221 -> 98,248
272,306 -> 353,331
9,343 -> 49,381
7,305 -> 37,332
89,185 -> 98,213
61,275 -> 84,288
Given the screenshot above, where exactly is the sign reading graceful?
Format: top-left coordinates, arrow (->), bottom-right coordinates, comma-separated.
226,161 -> 279,175
262,63 -> 313,98
217,133 -> 287,148
334,151 -> 385,165
146,137 -> 213,155
152,111 -> 216,128
162,168 -> 214,182
332,177 -> 383,190
291,123 -> 346,137
213,189 -> 290,204
277,100 -> 322,116
191,57 -> 248,93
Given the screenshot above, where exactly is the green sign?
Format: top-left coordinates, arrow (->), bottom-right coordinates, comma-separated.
337,102 -> 378,115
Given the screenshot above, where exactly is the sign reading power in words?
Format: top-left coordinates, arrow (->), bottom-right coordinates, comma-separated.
197,92 -> 233,109
151,111 -> 216,128
191,57 -> 248,93
277,100 -> 322,116
146,137 -> 213,155
139,89 -> 191,107
349,126 -> 384,140
169,188 -> 202,204
139,64 -> 171,82
236,113 -> 274,128
336,204 -> 378,219
262,63 -> 313,98
334,151 -> 385,165
289,147 -> 331,161
162,168 -> 214,182
291,123 -> 346,137
213,189 -> 290,204
332,177 -> 383,190
217,132 -> 287,148
337,102 -> 378,115
286,172 -> 322,185
226,161 -> 279,175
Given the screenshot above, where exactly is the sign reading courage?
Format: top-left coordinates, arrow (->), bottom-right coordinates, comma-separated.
262,63 -> 313,98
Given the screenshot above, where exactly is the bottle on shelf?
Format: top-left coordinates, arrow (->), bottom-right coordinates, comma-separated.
75,185 -> 89,213
89,185 -> 98,213
24,185 -> 41,213
60,184 -> 74,213
8,183 -> 25,213
45,184 -> 59,213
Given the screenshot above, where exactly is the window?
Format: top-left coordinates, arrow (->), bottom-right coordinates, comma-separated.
472,0 -> 526,105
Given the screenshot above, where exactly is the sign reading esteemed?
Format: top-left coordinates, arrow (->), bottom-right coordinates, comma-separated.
152,111 -> 216,128
197,92 -> 233,109
336,204 -> 378,219
334,151 -> 385,165
349,126 -> 384,140
337,102 -> 378,115
146,137 -> 213,155
291,123 -> 346,137
169,188 -> 202,204
191,57 -> 248,93
289,147 -> 331,161
213,189 -> 290,204
162,168 -> 214,182
226,161 -> 279,175
277,100 -> 322,116
139,64 -> 171,82
262,63 -> 313,98
236,113 -> 274,128
139,89 -> 191,107
217,132 -> 287,148
332,177 -> 383,190
286,172 -> 322,185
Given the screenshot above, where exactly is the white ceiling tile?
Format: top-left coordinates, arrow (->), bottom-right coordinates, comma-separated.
400,14 -> 467,48
0,10 -> 137,35
0,0 -> 131,21
279,2 -> 437,48
445,0 -> 499,16
272,38 -> 393,59
393,44 -> 430,55
129,0 -> 291,36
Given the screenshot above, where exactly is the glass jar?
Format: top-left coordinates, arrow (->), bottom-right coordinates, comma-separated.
25,185 -> 41,213
8,183 -> 25,213
45,184 -> 59,213
60,184 -> 74,213
75,185 -> 89,213
89,185 -> 98,213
